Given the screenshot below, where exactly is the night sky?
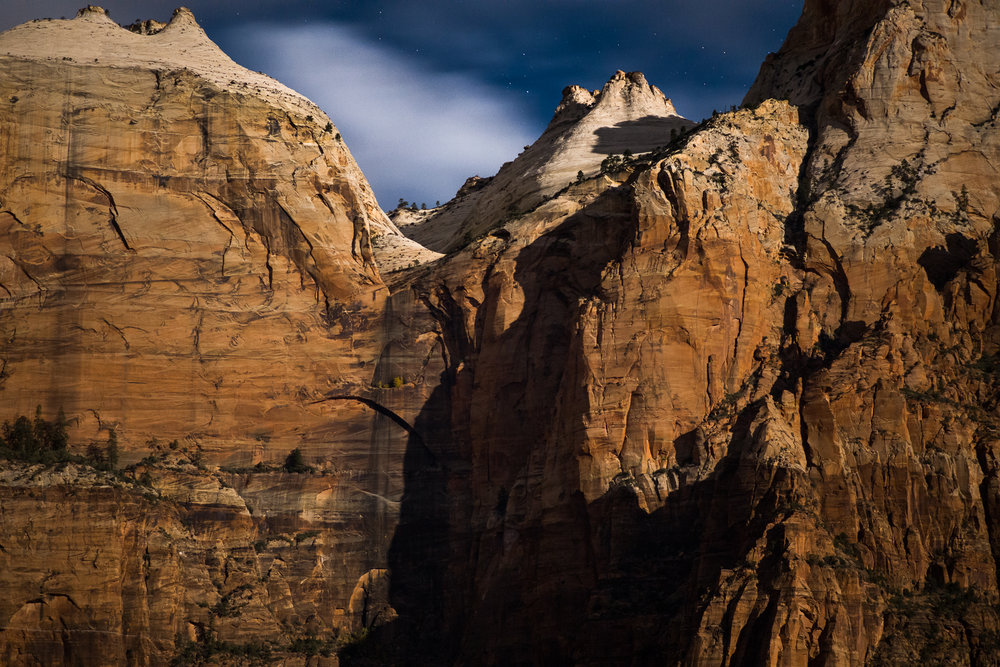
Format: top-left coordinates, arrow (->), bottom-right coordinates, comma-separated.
0,1 -> 804,208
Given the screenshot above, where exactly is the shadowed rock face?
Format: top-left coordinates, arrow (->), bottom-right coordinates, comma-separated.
371,0 -> 1000,664
2,0 -> 1000,665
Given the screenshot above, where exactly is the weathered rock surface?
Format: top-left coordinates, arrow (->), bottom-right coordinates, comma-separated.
0,458 -> 393,666
0,6 -> 406,461
369,0 -> 1000,664
3,0 -> 1000,665
0,6 -> 420,664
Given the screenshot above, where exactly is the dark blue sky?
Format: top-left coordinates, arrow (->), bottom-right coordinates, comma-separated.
0,1 -> 803,207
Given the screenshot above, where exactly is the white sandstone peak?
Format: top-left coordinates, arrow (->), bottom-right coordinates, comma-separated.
0,6 -> 326,120
75,5 -> 113,21
162,6 -> 201,33
592,70 -> 679,118
402,71 -> 696,252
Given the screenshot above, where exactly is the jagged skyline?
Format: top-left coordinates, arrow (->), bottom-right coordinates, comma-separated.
0,1 -> 802,207
2,0 -> 1000,662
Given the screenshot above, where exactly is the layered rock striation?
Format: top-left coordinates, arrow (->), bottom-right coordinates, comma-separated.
0,5 -> 416,460
2,0 -> 1000,665
0,6 -> 422,664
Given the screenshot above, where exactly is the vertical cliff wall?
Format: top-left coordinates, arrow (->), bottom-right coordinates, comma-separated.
0,7 -> 421,664
362,0 -> 1000,664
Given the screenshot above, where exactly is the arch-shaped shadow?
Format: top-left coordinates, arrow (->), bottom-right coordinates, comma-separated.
313,394 -> 437,466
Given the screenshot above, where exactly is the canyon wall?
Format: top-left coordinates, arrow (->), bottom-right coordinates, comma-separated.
0,7 -> 420,664
366,0 -> 1000,664
0,0 -> 999,665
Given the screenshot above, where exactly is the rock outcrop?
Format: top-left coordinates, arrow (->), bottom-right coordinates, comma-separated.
0,5 -> 403,459
0,7 -> 420,663
370,0 -> 1000,664
397,70 -> 694,252
0,458 -> 397,665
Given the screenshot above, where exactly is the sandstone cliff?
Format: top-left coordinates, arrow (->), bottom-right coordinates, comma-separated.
2,0 -> 1000,665
0,5 -> 405,460
364,0 -> 1000,664
0,6 -> 421,664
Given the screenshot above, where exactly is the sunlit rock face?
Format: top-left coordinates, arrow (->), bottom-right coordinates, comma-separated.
395,70 -> 695,253
0,6 -> 421,663
2,0 -> 1000,665
375,0 -> 1000,664
0,5 -> 404,458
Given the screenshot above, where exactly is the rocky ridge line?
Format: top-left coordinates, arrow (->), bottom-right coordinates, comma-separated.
396,70 -> 694,252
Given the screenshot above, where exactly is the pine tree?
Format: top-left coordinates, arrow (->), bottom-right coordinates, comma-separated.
283,448 -> 311,473
105,430 -> 119,469
52,408 -> 68,450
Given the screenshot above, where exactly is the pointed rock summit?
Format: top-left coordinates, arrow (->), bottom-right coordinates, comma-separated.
75,5 -> 113,20
398,70 -> 694,252
536,69 -> 688,171
165,6 -> 199,27
0,5 -> 313,119
594,70 -> 678,115
548,71 -> 679,131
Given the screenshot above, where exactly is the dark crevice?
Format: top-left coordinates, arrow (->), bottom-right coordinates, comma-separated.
10,259 -> 44,294
782,101 -> 819,254
656,166 -> 690,257
420,288 -> 474,369
26,593 -> 81,610
815,234 -> 852,323
260,235 -> 274,290
735,247 -> 750,361
1,209 -> 28,227
67,174 -> 133,252
196,114 -> 210,163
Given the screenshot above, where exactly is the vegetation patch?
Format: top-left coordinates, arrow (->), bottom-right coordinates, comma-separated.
209,584 -> 253,618
0,407 -> 119,470
170,636 -> 273,666
282,448 -> 313,474
294,530 -> 321,545
846,158 -> 932,236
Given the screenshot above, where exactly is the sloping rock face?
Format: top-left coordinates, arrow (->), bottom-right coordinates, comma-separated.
0,6 -> 400,460
361,0 -> 1000,664
0,6 -> 419,664
398,71 -> 694,252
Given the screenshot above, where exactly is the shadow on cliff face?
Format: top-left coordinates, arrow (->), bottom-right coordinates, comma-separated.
341,182 -> 815,665
918,232 -> 979,291
341,187 -> 640,664
592,116 -> 695,155
358,381 -> 455,665
570,410 -> 811,664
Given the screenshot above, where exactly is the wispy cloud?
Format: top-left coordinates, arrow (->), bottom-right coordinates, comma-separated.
220,22 -> 538,209
0,1 -> 804,208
